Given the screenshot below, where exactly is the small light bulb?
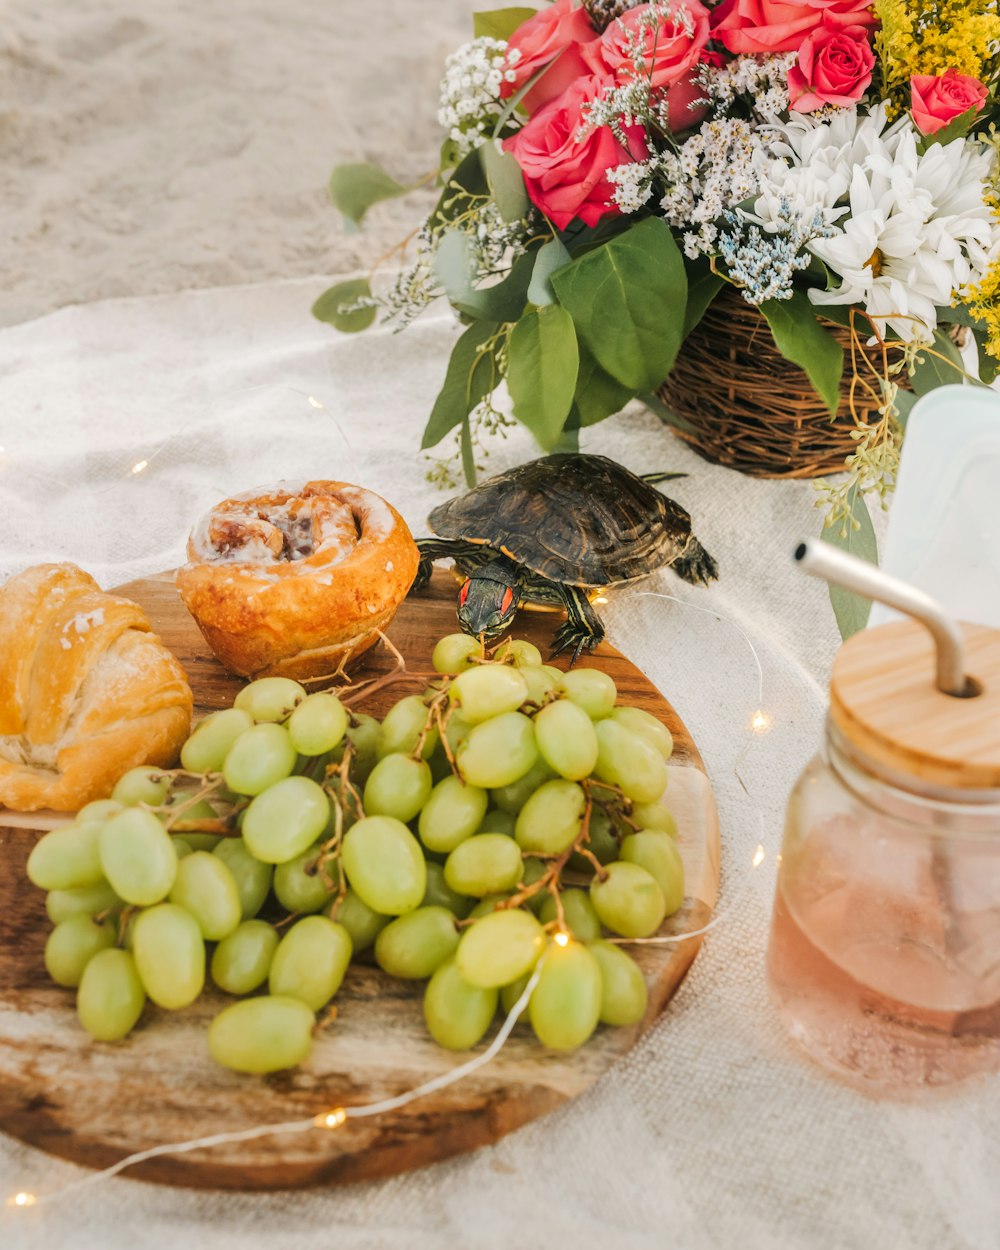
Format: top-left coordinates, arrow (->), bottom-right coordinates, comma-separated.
7,1191 -> 37,1208
593,595 -> 608,605
131,459 -> 148,475
750,709 -> 772,735
307,395 -> 324,409
553,930 -> 570,947
752,844 -> 765,869
314,1107 -> 347,1130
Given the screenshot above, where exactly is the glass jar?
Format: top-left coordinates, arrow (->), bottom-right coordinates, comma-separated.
767,722 -> 1000,1092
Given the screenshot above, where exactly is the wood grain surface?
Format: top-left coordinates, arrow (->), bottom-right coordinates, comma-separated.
0,570 -> 720,1190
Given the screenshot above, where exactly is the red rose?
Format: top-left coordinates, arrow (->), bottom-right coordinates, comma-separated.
911,68 -> 989,135
588,1 -> 711,90
787,20 -> 875,111
503,75 -> 648,228
712,0 -> 876,55
501,0 -> 600,116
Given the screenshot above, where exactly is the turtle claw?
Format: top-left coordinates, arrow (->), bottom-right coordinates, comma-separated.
551,619 -> 602,667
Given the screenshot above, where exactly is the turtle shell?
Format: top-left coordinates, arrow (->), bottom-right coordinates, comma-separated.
427,454 -> 693,588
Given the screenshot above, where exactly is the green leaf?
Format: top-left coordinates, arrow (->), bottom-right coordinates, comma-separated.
328,164 -> 408,227
551,218 -> 688,390
477,252 -> 536,322
429,147 -> 490,232
824,488 -> 878,640
917,102 -> 982,149
473,6 -> 536,40
481,143 -> 529,223
434,231 -> 490,318
639,390 -> 699,435
421,321 -> 502,450
460,416 -> 477,487
970,325 -> 1000,384
311,278 -> 377,333
760,293 -> 844,417
683,260 -> 725,338
573,343 -> 635,426
892,389 -> 918,428
908,328 -> 970,395
507,304 -> 580,449
527,237 -> 572,307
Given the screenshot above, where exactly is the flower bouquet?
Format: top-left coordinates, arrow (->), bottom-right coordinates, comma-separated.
318,0 -> 1000,574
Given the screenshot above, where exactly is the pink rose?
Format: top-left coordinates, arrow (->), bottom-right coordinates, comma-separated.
588,1 -> 711,90
503,75 -> 648,228
501,0 -> 600,116
712,0 -> 876,55
911,68 -> 989,134
787,20 -> 874,110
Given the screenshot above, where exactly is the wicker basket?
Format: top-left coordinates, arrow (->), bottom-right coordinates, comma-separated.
656,285 -> 905,480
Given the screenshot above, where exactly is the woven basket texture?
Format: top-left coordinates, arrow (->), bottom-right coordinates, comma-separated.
657,285 -> 910,480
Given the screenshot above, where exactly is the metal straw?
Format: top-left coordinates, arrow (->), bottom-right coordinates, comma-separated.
794,539 -> 969,696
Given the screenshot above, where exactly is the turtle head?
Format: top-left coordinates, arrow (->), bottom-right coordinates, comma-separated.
457,559 -> 521,641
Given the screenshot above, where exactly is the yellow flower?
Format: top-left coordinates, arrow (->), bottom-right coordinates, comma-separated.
876,0 -> 1000,98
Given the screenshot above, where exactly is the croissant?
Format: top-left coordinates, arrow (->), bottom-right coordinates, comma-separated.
176,480 -> 420,680
0,564 -> 193,812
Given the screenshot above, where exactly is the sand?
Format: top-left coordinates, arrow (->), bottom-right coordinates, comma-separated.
0,0 -> 483,327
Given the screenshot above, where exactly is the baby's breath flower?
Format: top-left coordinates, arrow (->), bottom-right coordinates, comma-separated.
438,37 -> 513,159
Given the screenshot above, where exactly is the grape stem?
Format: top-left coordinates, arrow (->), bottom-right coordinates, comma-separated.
318,742 -> 358,918
338,630 -> 410,707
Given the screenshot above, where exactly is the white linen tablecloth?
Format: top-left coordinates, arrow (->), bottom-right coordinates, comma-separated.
1,279 -> 997,1250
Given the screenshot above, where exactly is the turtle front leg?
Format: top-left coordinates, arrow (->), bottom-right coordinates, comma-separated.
412,538 -> 486,590
551,584 -> 605,666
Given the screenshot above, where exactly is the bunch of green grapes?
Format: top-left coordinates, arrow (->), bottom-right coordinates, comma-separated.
26,635 -> 684,1073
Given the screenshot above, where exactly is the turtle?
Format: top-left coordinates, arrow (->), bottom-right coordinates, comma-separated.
412,453 -> 718,662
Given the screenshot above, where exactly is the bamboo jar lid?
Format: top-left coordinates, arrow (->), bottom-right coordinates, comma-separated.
830,619 -> 1000,791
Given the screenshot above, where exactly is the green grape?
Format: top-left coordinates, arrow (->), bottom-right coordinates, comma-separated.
493,639 -> 543,668
287,692 -> 348,756
341,816 -> 426,915
132,903 -> 206,1009
467,892 -> 514,920
212,837 -> 273,919
442,712 -> 472,760
180,707 -> 254,773
375,906 -> 460,979
588,939 -> 648,1026
629,801 -> 678,837
335,712 -> 380,782
241,775 -> 330,863
444,834 -> 522,898
456,712 -> 538,790
611,706 -> 673,761
558,668 -> 617,720
376,694 -> 437,761
477,808 -> 516,837
519,858 -> 548,915
500,972 -> 532,1017
208,996 -> 314,1073
418,775 -> 488,853
273,843 -> 338,914
173,837 -> 194,860
45,913 -> 116,987
211,920 -> 280,995
28,820 -> 106,891
490,757 -> 557,815
168,851 -> 242,940
590,861 -> 666,938
539,889 -> 601,941
363,754 -> 433,824
514,780 -> 585,855
593,720 -> 668,804
46,880 -> 122,925
423,956 -> 498,1051
421,861 -> 473,918
569,807 -> 619,871
234,676 -> 306,723
77,948 -> 146,1042
533,699 -> 599,781
620,831 -> 685,916
268,915 -> 352,1011
222,723 -> 297,795
77,799 -> 123,821
520,665 -> 561,704
528,939 -> 602,1050
455,908 -> 545,988
179,832 -> 223,853
335,888 -> 389,951
449,665 -> 528,725
111,766 -> 172,807
432,632 -> 481,673
99,808 -> 177,906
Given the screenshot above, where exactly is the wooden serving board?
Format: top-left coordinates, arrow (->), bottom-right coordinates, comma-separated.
0,570 -> 720,1191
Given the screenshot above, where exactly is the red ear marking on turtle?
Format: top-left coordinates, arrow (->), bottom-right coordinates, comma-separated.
459,579 -> 471,606
501,587 -> 515,616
